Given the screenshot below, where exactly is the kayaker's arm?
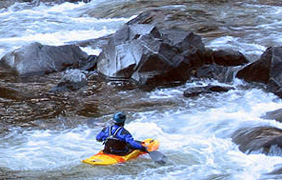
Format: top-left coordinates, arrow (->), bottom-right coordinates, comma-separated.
120,129 -> 147,152
96,127 -> 108,142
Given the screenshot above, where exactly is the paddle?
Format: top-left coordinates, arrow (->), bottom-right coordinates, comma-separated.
147,150 -> 167,165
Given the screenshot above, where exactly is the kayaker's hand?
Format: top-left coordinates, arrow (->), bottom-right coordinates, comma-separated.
140,146 -> 148,153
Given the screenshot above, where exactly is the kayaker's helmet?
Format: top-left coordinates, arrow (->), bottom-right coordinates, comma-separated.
113,112 -> 126,123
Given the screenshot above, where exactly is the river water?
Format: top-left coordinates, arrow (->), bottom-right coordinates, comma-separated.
1,0 -> 282,179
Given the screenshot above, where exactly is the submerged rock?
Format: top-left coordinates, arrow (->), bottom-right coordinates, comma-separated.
232,126 -> 282,155
262,108 -> 282,123
0,42 -> 88,76
183,84 -> 234,97
266,164 -> 282,176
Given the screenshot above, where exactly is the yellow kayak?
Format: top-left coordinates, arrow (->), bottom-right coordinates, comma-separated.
82,138 -> 160,165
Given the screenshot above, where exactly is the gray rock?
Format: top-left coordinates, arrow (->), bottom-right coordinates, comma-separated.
232,126 -> 282,155
0,42 -> 88,76
51,69 -> 88,92
236,46 -> 282,98
183,84 -> 234,97
212,49 -> 249,66
97,24 -> 206,86
262,108 -> 282,123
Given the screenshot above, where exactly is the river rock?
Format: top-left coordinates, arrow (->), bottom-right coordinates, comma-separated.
161,29 -> 205,53
212,49 -> 249,66
194,48 -> 248,82
236,46 -> 282,97
76,55 -> 98,71
0,42 -> 88,76
195,64 -> 235,83
232,126 -> 282,155
183,84 -> 234,97
51,69 -> 88,92
262,108 -> 282,123
0,86 -> 32,100
266,164 -> 282,175
97,24 -> 206,86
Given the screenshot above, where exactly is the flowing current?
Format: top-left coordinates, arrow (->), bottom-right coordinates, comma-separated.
1,1 -> 282,179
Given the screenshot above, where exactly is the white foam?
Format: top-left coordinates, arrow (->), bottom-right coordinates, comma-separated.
0,28 -> 115,46
81,47 -> 101,55
0,126 -> 97,170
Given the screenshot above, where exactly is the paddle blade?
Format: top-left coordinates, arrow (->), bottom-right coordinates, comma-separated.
148,151 -> 167,165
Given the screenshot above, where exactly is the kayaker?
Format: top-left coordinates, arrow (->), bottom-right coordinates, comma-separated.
96,112 -> 148,156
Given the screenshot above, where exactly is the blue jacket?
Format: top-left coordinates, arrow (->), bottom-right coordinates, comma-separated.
96,124 -> 144,150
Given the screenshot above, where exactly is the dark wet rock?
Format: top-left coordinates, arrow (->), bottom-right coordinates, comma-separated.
194,49 -> 248,82
0,42 -> 88,76
202,48 -> 214,64
77,55 -> 98,71
51,69 -> 88,92
236,47 -> 282,97
195,64 -> 237,83
161,29 -> 205,53
183,84 -> 234,97
212,49 -> 249,66
236,47 -> 273,83
262,108 -> 282,123
126,8 -> 223,36
232,126 -> 282,155
0,86 -> 32,100
97,24 -> 205,86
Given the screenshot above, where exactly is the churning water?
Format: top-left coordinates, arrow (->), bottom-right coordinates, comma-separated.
1,1 -> 282,179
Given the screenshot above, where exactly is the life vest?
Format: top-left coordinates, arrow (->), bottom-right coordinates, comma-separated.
103,126 -> 129,155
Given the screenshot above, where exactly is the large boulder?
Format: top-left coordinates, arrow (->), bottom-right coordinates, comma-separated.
232,126 -> 282,155
97,24 -> 206,86
97,24 -> 161,78
0,42 -> 88,76
236,46 -> 282,97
